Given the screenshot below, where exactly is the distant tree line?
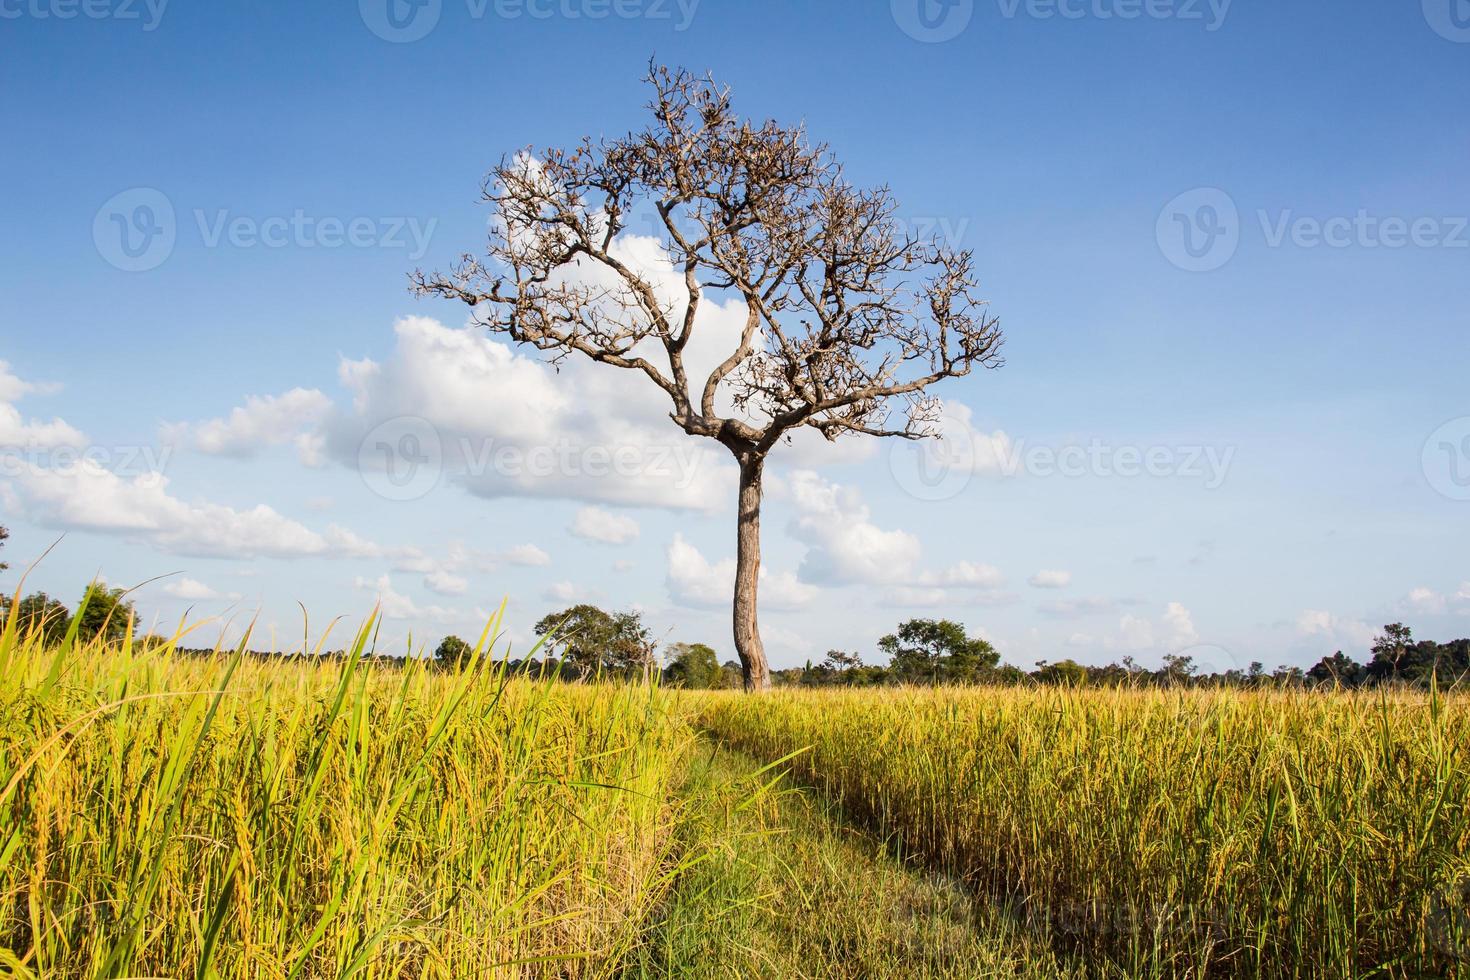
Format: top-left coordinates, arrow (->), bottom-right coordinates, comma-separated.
1,582 -> 138,647
1,534 -> 1461,692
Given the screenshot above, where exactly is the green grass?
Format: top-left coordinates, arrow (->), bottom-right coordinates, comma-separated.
627,740 -> 1082,979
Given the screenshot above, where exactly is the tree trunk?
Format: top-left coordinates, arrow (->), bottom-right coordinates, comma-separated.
733,454 -> 771,692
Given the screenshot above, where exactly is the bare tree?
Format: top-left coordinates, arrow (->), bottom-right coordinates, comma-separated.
414,64 -> 1003,691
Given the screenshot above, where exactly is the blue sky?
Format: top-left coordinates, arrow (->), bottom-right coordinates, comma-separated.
2,0 -> 1467,669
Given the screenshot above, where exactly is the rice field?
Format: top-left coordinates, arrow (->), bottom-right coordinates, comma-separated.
0,610 -> 693,978
699,686 -> 1470,978
2,611 -> 1467,977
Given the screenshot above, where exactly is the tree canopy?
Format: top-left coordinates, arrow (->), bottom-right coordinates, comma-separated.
414,64 -> 1004,691
878,619 -> 999,685
533,604 -> 654,678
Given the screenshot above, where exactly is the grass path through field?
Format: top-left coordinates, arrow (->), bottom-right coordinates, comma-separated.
626,737 -> 1083,979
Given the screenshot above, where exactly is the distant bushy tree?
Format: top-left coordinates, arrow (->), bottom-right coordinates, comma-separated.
0,524 -> 9,572
75,584 -> 134,646
1307,651 -> 1366,688
1035,658 -> 1089,687
880,619 -> 998,685
534,605 -> 654,678
5,592 -> 71,647
435,635 -> 475,670
1366,623 -> 1415,682
663,642 -> 720,688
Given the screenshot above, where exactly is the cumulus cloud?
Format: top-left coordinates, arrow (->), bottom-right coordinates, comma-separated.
1296,609 -> 1376,649
787,470 -> 922,585
6,460 -> 382,560
162,578 -> 240,601
424,568 -> 469,597
780,470 -> 1008,609
1404,586 -> 1448,615
353,574 -> 457,622
0,361 -> 85,450
332,317 -> 735,510
665,534 -> 817,611
569,506 -> 640,545
165,388 -> 331,460
1096,602 -> 1199,654
543,580 -> 592,604
392,540 -> 552,597
1029,570 -> 1072,589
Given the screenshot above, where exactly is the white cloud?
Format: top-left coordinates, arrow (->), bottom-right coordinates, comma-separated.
7,459 -> 380,560
568,506 -> 640,545
543,580 -> 588,604
502,543 -> 552,567
326,316 -> 735,511
1162,601 -> 1199,648
353,574 -> 456,622
162,578 -> 239,601
1405,586 -> 1447,615
665,534 -> 817,611
1296,609 -> 1376,649
1096,602 -> 1199,654
0,362 -> 85,450
425,569 -> 469,597
1029,569 -> 1072,589
788,470 -> 922,585
166,388 -> 330,459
